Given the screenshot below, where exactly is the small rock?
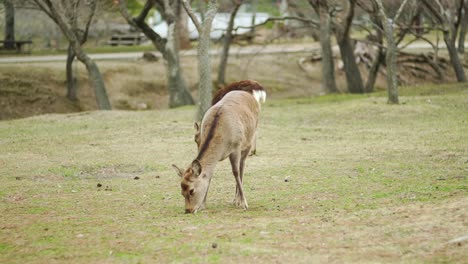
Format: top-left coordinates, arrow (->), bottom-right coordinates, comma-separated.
136,102 -> 148,110
76,234 -> 84,238
142,52 -> 159,62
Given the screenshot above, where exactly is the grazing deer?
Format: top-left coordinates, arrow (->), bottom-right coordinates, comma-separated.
194,80 -> 266,155
173,87 -> 266,213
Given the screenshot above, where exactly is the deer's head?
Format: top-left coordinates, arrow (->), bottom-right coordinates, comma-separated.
172,160 -> 209,214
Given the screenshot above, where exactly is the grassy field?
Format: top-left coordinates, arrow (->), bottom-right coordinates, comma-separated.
0,84 -> 467,263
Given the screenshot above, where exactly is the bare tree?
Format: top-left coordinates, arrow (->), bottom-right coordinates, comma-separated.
356,0 -> 387,93
64,0 -> 90,102
334,0 -> 365,94
421,0 -> 466,82
371,0 -> 412,104
309,0 -> 339,93
33,0 -> 111,109
217,0 -> 242,86
183,0 -> 218,121
364,17 -> 384,93
118,0 -> 195,108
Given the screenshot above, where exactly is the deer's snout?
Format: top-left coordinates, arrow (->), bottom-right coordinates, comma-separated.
185,208 -> 199,214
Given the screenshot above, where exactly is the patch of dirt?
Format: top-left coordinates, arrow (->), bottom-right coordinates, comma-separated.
270,196 -> 468,263
0,69 -> 81,119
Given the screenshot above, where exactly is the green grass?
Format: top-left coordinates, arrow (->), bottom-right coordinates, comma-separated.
0,85 -> 467,263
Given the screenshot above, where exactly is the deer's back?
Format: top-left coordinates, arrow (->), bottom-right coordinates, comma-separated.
197,91 -> 259,161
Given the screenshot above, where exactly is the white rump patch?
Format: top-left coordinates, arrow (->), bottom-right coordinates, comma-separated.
252,90 -> 267,104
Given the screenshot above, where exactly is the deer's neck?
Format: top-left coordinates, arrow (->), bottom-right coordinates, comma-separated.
199,157 -> 217,179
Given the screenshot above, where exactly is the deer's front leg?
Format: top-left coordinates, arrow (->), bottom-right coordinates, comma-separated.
201,177 -> 212,210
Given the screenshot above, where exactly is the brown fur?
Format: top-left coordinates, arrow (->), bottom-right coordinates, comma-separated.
212,80 -> 265,106
194,80 -> 266,156
196,109 -> 221,160
173,91 -> 262,213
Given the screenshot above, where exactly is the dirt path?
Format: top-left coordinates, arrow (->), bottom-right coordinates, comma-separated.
0,42 -> 446,64
0,43 -> 320,63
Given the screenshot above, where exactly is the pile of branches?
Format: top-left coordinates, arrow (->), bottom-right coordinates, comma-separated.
298,40 -> 458,85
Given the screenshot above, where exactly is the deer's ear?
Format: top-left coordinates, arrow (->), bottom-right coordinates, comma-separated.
194,122 -> 200,132
191,160 -> 202,177
172,164 -> 183,178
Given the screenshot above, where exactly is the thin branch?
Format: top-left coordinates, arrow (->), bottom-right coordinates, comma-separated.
396,36 -> 420,51
182,0 -> 202,33
455,0 -> 465,34
343,0 -> 357,38
393,0 -> 411,22
117,0 -> 137,28
135,0 -> 154,24
82,0 -> 97,44
118,0 -> 166,52
421,0 -> 445,24
32,0 -> 56,23
233,16 -> 319,32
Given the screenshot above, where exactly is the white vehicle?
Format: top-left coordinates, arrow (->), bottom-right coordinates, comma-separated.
152,12 -> 269,40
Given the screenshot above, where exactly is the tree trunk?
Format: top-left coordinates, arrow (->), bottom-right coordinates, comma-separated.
249,0 -> 257,40
374,0 -> 398,104
458,4 -> 468,54
333,0 -> 364,94
197,24 -> 214,120
365,47 -> 384,93
166,22 -> 195,107
445,34 -> 467,82
66,43 -> 78,101
197,4 -> 217,121
365,18 -> 384,93
318,8 -> 338,93
74,45 -> 112,110
177,0 -> 192,50
4,0 -> 15,50
183,0 -> 218,120
337,36 -> 364,93
382,21 -> 399,104
217,3 -> 241,86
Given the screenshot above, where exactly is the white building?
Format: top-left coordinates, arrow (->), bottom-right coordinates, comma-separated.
152,12 -> 270,40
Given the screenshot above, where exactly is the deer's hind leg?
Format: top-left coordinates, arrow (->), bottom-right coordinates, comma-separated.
250,132 -> 257,156
229,150 -> 248,210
